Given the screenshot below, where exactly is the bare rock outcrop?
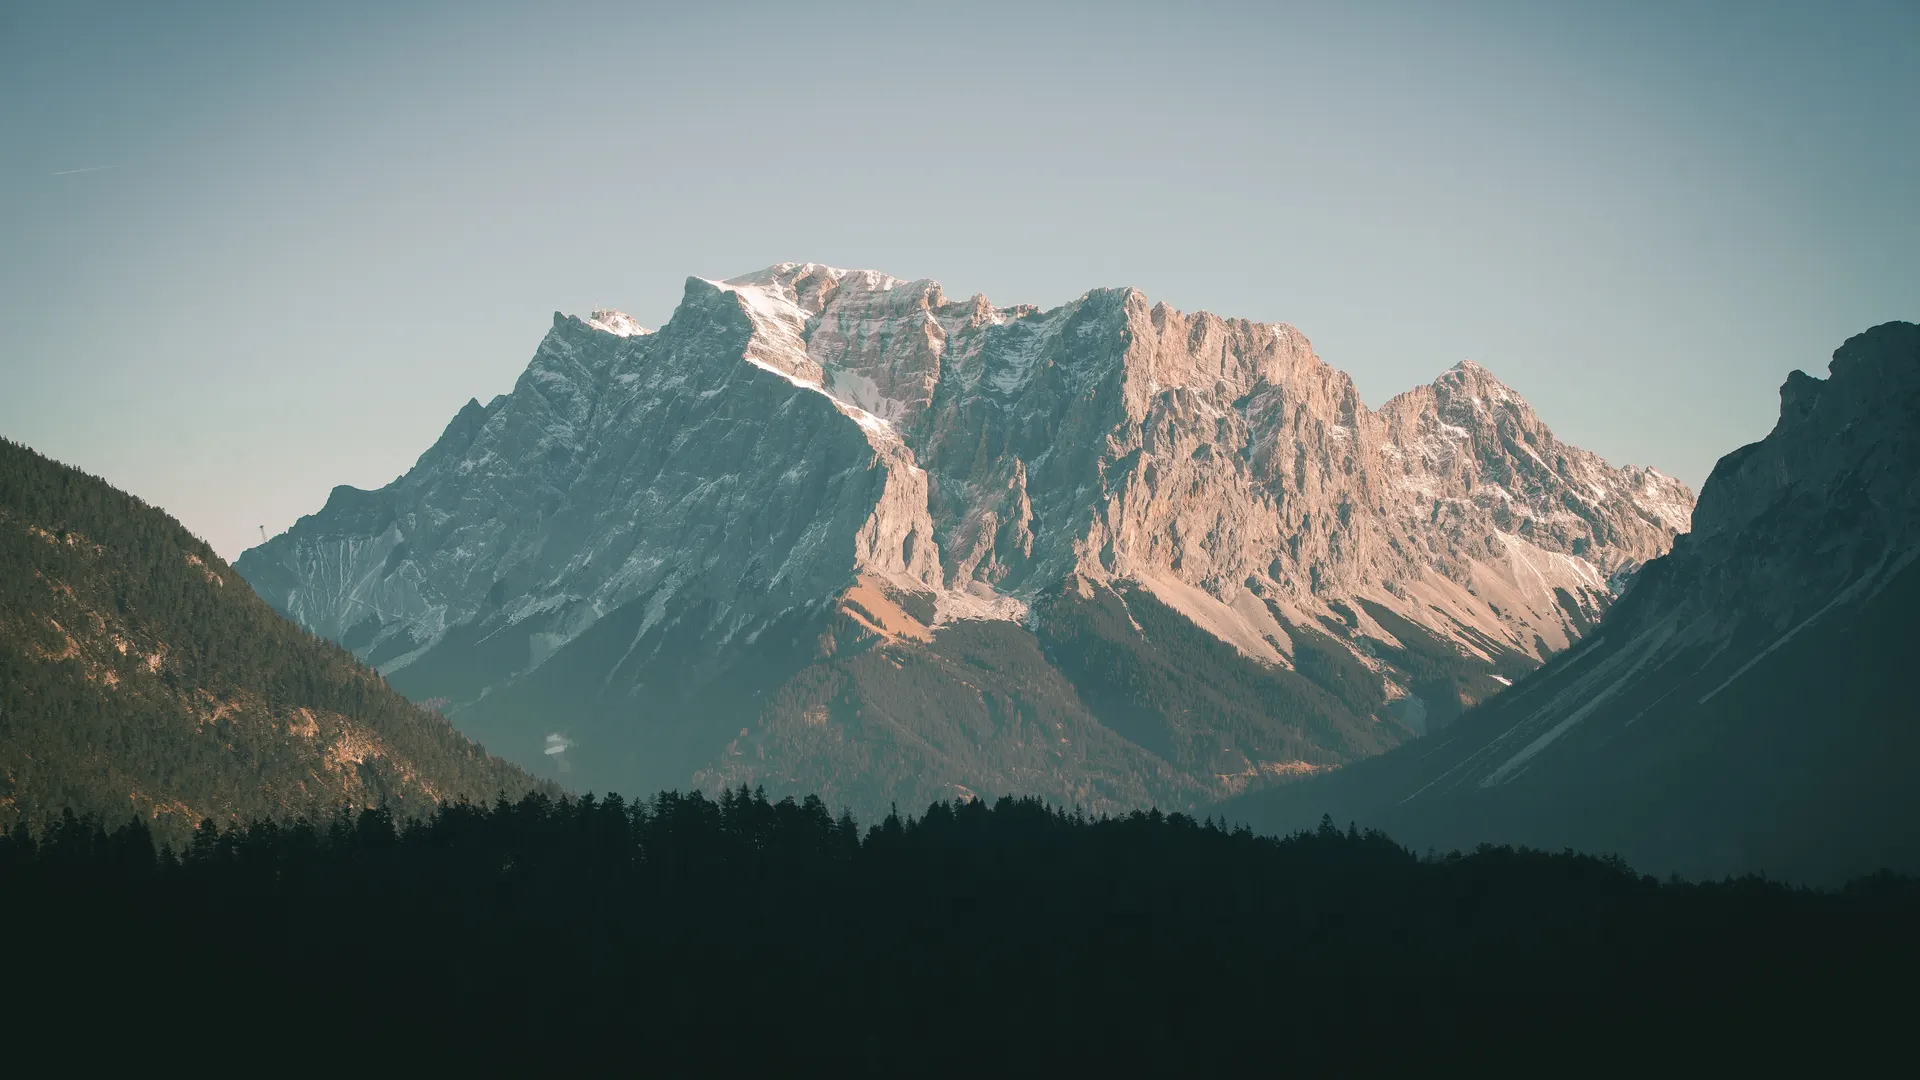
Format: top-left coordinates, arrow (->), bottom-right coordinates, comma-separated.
238,264 -> 1695,814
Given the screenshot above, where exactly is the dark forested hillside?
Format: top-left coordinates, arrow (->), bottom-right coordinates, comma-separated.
0,438 -> 550,843
5,791 -> 1912,1070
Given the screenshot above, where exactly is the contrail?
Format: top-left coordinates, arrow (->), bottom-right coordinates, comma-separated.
51,165 -> 123,176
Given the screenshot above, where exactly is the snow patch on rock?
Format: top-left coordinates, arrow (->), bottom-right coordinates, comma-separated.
586,310 -> 650,337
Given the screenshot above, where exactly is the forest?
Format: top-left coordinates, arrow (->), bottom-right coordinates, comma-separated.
5,788 -> 1914,1069
0,436 -> 545,841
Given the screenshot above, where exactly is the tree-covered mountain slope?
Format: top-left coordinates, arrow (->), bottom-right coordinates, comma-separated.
0,438 -> 550,843
1224,322 -> 1920,884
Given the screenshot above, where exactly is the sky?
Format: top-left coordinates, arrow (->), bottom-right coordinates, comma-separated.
2,0 -> 1916,560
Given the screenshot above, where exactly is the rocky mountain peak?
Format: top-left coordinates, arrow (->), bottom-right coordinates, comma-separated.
727,262 -> 919,316
239,263 -> 1698,813
1683,321 -> 1916,563
585,309 -> 649,337
1226,321 -> 1920,884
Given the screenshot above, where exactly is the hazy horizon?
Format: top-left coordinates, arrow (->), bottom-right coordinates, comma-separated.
4,0 -> 1916,559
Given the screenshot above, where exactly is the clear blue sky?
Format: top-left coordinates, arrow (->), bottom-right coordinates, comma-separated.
3,0 -> 1915,558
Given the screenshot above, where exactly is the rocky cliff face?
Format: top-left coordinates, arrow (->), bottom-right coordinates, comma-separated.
238,264 -> 1692,815
1227,322 -> 1920,883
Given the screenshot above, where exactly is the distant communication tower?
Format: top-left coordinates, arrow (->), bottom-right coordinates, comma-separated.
258,525 -> 266,543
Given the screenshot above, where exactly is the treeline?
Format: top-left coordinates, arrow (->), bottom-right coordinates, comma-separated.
5,789 -> 1916,1069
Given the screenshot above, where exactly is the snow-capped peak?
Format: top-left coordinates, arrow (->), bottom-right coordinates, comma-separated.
586,310 -> 650,337
728,262 -> 908,293
719,264 -> 917,316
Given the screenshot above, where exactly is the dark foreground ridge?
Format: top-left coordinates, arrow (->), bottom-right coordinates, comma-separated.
7,789 -> 1914,1070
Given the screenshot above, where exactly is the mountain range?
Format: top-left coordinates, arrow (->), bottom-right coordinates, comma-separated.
6,304 -> 1912,1068
1225,321 -> 1920,883
236,263 -> 1693,818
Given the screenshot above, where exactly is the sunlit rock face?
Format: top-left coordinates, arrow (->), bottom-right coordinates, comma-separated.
1226,322 -> 1920,885
239,263 -> 1692,816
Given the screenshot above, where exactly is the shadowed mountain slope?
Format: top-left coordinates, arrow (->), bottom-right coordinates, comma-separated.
1224,322 -> 1920,884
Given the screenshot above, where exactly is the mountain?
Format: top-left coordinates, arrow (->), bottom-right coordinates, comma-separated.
237,264 -> 1691,817
1224,321 -> 1920,883
0,438 -> 550,843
